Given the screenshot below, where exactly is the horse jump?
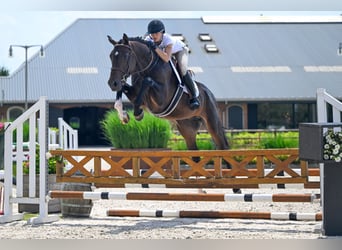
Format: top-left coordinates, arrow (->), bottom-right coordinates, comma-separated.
49,191 -> 319,203
106,209 -> 322,221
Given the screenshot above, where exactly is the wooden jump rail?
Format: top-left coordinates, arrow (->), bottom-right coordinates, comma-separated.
49,148 -> 319,188
106,209 -> 323,221
48,191 -> 320,203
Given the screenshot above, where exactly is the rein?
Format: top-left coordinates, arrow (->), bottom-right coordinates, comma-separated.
111,42 -> 157,82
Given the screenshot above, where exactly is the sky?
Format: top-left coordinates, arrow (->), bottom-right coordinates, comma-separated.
1,0 -> 342,74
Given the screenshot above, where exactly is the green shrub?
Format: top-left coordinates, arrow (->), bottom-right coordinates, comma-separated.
13,144 -> 59,175
260,132 -> 298,149
169,131 -> 299,150
12,121 -> 30,143
100,110 -> 172,149
168,133 -> 215,150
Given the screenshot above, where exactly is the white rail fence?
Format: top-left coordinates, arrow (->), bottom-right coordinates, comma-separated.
0,97 -> 78,224
58,117 -> 78,150
48,118 -> 78,150
0,96 -> 59,223
316,88 -> 342,123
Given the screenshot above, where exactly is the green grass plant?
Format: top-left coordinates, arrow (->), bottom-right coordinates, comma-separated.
100,110 -> 172,149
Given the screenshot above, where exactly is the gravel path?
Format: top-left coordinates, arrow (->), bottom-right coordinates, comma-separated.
0,187 -> 325,239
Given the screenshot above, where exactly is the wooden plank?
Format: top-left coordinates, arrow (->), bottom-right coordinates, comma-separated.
56,176 -> 308,185
94,156 -> 101,177
50,148 -> 300,158
214,157 -> 222,178
172,157 -> 180,179
256,155 -> 264,178
132,157 -> 140,177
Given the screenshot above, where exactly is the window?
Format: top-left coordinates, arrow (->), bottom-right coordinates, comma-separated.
69,117 -> 80,129
204,44 -> 219,53
228,105 -> 243,129
7,106 -> 24,121
198,33 -> 212,41
256,103 -> 316,129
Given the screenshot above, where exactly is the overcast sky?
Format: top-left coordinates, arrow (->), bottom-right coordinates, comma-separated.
1,0 -> 342,73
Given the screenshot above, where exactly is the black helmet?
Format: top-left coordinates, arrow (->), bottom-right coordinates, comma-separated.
147,19 -> 165,34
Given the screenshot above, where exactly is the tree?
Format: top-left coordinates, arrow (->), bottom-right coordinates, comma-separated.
0,66 -> 9,76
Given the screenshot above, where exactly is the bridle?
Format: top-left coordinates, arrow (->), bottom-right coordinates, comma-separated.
110,42 -> 156,84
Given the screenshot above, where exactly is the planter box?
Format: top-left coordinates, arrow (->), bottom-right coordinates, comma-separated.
18,174 -> 63,213
299,122 -> 342,163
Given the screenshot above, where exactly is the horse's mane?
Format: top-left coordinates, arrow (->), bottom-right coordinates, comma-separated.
119,36 -> 150,48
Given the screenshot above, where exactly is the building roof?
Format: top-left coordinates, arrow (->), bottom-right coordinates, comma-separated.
1,17 -> 342,104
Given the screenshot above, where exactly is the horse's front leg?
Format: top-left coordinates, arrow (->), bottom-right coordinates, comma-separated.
114,90 -> 130,124
134,76 -> 154,121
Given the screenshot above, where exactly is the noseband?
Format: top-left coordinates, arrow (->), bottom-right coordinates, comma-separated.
111,42 -> 156,84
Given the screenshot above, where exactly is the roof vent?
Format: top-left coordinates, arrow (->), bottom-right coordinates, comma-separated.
198,33 -> 212,41
204,44 -> 219,53
171,33 -> 185,42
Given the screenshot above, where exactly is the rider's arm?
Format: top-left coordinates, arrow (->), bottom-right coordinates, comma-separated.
155,44 -> 173,63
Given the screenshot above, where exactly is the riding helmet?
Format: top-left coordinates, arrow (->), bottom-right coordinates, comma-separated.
147,19 -> 165,34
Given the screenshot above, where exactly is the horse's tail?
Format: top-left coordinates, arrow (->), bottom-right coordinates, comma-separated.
198,81 -> 230,149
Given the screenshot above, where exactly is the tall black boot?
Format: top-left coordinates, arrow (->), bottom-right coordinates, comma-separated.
183,72 -> 200,110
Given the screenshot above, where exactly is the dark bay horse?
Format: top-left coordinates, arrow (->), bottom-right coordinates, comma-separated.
107,33 -> 229,151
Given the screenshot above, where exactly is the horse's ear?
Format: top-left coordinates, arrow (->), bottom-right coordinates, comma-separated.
123,33 -> 129,45
107,35 -> 117,46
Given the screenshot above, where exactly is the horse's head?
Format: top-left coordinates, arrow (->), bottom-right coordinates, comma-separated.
107,33 -> 138,91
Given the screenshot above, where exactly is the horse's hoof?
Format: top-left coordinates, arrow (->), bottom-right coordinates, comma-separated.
135,110 -> 144,121
121,111 -> 130,124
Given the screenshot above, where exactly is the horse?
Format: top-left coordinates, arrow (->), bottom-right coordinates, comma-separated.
107,33 -> 230,151
107,34 -> 241,193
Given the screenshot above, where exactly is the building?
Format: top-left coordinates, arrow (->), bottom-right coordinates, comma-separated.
1,16 -> 342,145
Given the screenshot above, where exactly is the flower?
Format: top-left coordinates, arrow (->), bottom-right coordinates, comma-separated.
0,122 -> 4,134
323,129 -> 342,162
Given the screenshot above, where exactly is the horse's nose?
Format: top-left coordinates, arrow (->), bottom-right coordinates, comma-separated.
108,79 -> 121,91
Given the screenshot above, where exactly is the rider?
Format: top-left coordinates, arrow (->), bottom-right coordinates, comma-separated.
145,19 -> 200,110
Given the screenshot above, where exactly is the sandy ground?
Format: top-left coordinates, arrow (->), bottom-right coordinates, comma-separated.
0,186 -> 326,239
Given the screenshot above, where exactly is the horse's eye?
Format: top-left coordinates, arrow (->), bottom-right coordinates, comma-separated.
114,51 -> 119,56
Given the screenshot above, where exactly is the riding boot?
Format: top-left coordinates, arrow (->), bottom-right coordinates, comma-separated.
182,71 -> 200,110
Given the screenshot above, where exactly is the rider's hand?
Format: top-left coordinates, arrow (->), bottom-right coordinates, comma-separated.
146,40 -> 157,50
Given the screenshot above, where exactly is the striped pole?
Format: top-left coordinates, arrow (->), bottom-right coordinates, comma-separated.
106,209 -> 323,221
48,191 -> 320,203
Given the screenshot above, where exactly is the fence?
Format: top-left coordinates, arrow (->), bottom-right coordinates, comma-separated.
0,97 -> 58,224
0,89 -> 339,225
50,148 -> 317,188
58,117 -> 78,150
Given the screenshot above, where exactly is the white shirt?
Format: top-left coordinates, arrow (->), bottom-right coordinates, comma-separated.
145,33 -> 185,54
